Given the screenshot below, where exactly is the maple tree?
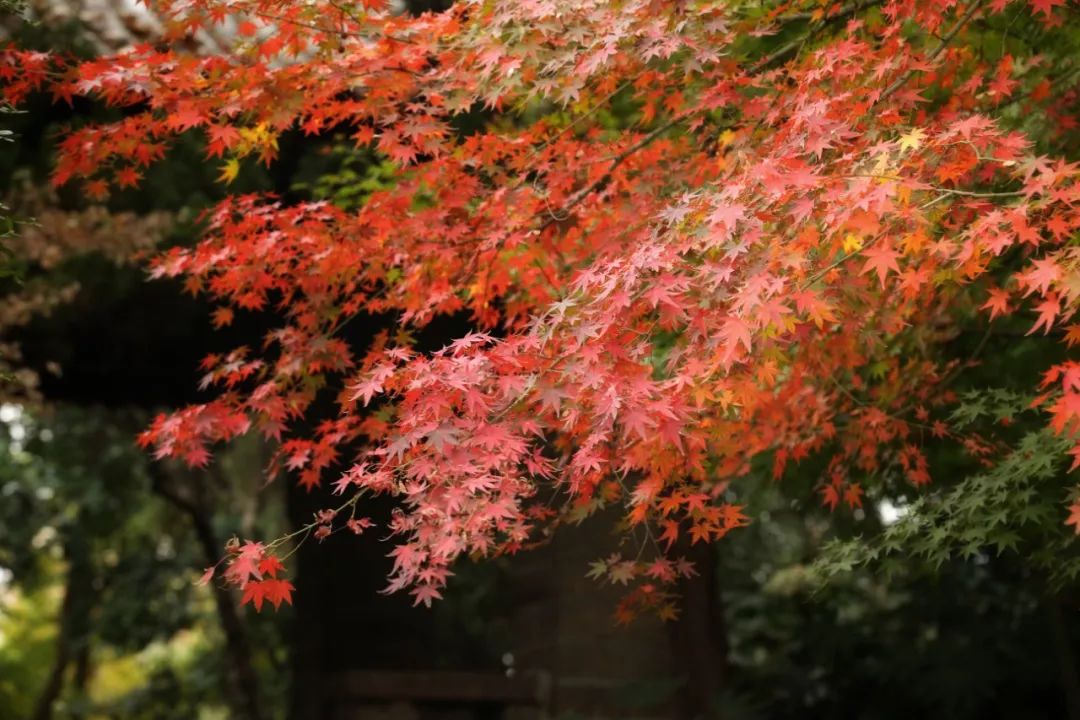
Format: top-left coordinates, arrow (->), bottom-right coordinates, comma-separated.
4,0 -> 1080,618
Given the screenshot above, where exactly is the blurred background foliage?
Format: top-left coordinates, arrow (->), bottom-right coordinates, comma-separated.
1,1 -> 1080,719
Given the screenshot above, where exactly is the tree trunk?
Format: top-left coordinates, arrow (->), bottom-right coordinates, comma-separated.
31,595 -> 71,720
72,642 -> 91,692
151,468 -> 265,720
1048,597 -> 1080,720
667,539 -> 728,720
32,539 -> 93,720
285,479 -> 326,720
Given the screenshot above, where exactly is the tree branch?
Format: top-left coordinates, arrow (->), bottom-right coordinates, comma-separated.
876,0 -> 985,106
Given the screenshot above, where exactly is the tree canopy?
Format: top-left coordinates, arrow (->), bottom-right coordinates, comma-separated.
3,0 -> 1080,622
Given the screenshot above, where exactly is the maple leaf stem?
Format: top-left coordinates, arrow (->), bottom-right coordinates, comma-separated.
917,193 -> 953,211
826,375 -> 936,433
800,235 -> 882,291
935,188 -> 1025,198
611,470 -> 665,560
548,113 -> 686,229
876,0 -> 986,106
330,0 -> 420,45
950,139 -> 1014,165
526,70 -> 647,164
841,173 -> 1024,198
595,114 -> 685,166
266,490 -> 363,551
775,0 -> 877,25
326,0 -> 366,27
253,11 -> 357,39
907,324 -> 995,411
530,256 -> 563,296
751,0 -> 875,71
253,8 -> 419,46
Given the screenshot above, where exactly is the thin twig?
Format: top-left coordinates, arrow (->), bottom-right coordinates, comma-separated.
543,113 -> 685,230
875,0 -> 985,106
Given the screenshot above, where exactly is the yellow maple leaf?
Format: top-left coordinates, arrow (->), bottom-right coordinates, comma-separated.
872,152 -> 892,175
896,184 -> 912,206
218,157 -> 240,184
843,233 -> 864,253
898,127 -> 926,153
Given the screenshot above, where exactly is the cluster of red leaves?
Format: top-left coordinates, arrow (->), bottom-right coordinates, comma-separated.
5,0 -> 1080,613
199,541 -> 294,611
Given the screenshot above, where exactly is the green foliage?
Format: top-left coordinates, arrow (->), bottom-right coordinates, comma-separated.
0,0 -> 26,18
706,463 -> 1075,720
0,103 -> 25,288
293,144 -> 397,211
0,567 -> 61,719
811,391 -> 1080,586
0,406 -> 289,718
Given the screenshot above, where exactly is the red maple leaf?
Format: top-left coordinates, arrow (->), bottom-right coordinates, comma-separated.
820,484 -> 840,511
242,578 -> 295,611
981,287 -> 1011,320
1029,0 -> 1065,19
1028,294 -> 1061,335
843,483 -> 864,509
860,245 -> 901,286
1067,500 -> 1080,533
